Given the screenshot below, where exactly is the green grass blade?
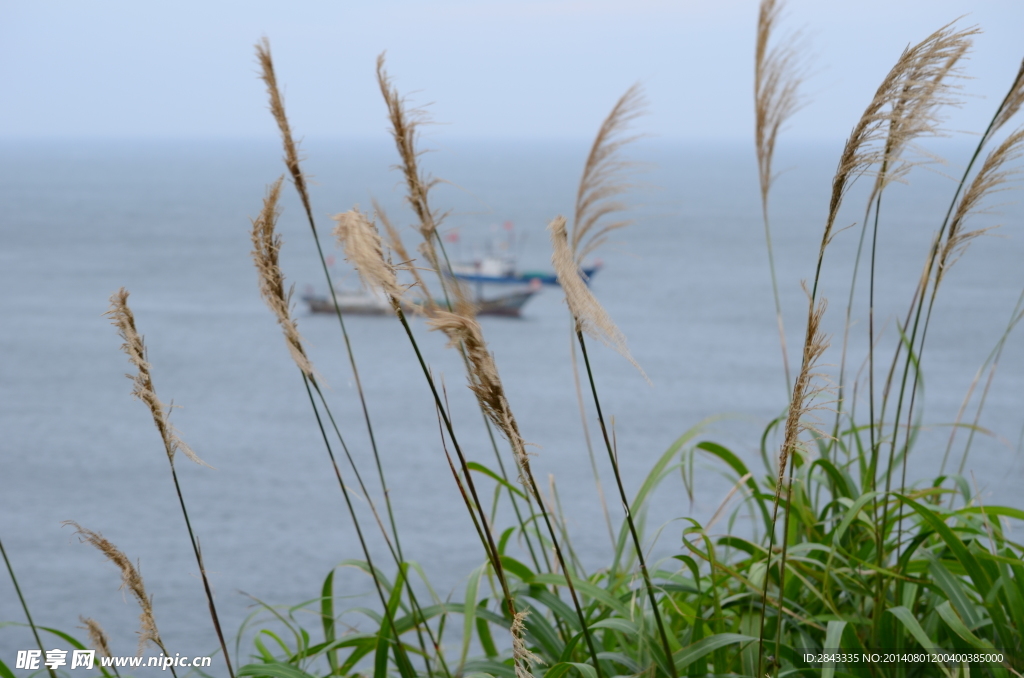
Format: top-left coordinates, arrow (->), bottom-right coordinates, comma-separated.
467,462 -> 528,500
672,633 -> 757,671
589,618 -> 639,635
461,564 -> 486,668
544,661 -> 599,678
887,605 -> 936,650
532,573 -> 630,617
529,587 -> 583,633
696,441 -> 772,530
476,600 -> 499,658
822,620 -> 847,678
321,569 -> 338,674
237,663 -> 320,678
928,554 -> 981,628
464,659 -> 518,678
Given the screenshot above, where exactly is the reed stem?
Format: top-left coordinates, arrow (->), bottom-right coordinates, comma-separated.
576,330 -> 677,678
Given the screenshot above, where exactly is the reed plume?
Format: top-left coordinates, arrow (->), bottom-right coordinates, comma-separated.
511,611 -> 542,678
822,23 -> 976,260
79,617 -> 115,662
250,177 -> 315,378
106,289 -> 208,468
755,0 -> 805,391
331,209 -> 404,302
991,58 -> 1024,137
937,127 -> 1024,286
428,311 -> 531,486
64,523 -> 169,659
376,54 -> 473,317
376,54 -> 441,243
571,84 -> 645,262
774,296 -> 830,505
256,38 -> 314,222
755,0 -> 803,204
375,199 -> 433,305
550,217 -> 644,378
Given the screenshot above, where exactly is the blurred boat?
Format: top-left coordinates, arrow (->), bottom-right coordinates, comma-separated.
301,288 -> 390,315
448,255 -> 602,286
301,284 -> 538,318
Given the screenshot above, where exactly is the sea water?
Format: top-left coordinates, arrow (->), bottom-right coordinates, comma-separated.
1,137 -> 1021,665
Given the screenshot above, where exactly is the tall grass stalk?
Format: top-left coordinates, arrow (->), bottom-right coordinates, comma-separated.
106,289 -> 234,678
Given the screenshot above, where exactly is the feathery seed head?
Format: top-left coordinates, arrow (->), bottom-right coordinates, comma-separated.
776,295 -> 831,505
511,610 -> 543,678
106,288 -> 208,467
332,209 -> 403,303
825,23 -> 977,250
755,0 -> 806,203
572,84 -> 646,262
64,522 -> 167,657
550,217 -> 647,381
250,177 -> 315,378
255,38 -> 313,219
375,199 -> 433,306
938,127 -> 1024,285
79,617 -> 114,659
427,310 -> 533,486
991,58 -> 1024,137
376,54 -> 441,241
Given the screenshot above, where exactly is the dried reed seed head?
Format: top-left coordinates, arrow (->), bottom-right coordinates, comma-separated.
105,289 -> 209,468
427,310 -> 533,484
776,296 -> 831,504
825,23 -> 977,248
549,217 -> 648,381
79,617 -> 114,659
250,177 -> 316,378
572,83 -> 646,261
331,209 -> 403,302
511,610 -> 543,678
938,127 -> 1024,284
374,199 -> 433,304
991,58 -> 1024,136
376,54 -> 439,239
255,38 -> 313,217
64,522 -> 167,657
755,0 -> 805,200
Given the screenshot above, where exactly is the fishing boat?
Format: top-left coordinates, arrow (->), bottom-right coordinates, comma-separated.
301,284 -> 539,318
448,256 -> 602,286
443,221 -> 602,286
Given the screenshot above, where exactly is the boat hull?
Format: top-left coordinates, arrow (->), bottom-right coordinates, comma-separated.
450,264 -> 601,286
303,289 -> 537,318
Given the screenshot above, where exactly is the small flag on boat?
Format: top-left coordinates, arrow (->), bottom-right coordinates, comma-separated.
444,229 -> 459,243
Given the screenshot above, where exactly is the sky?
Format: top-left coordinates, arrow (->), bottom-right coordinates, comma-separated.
1,0 -> 1023,141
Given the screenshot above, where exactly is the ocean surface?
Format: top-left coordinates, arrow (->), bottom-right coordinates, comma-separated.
1,137 -> 1022,669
